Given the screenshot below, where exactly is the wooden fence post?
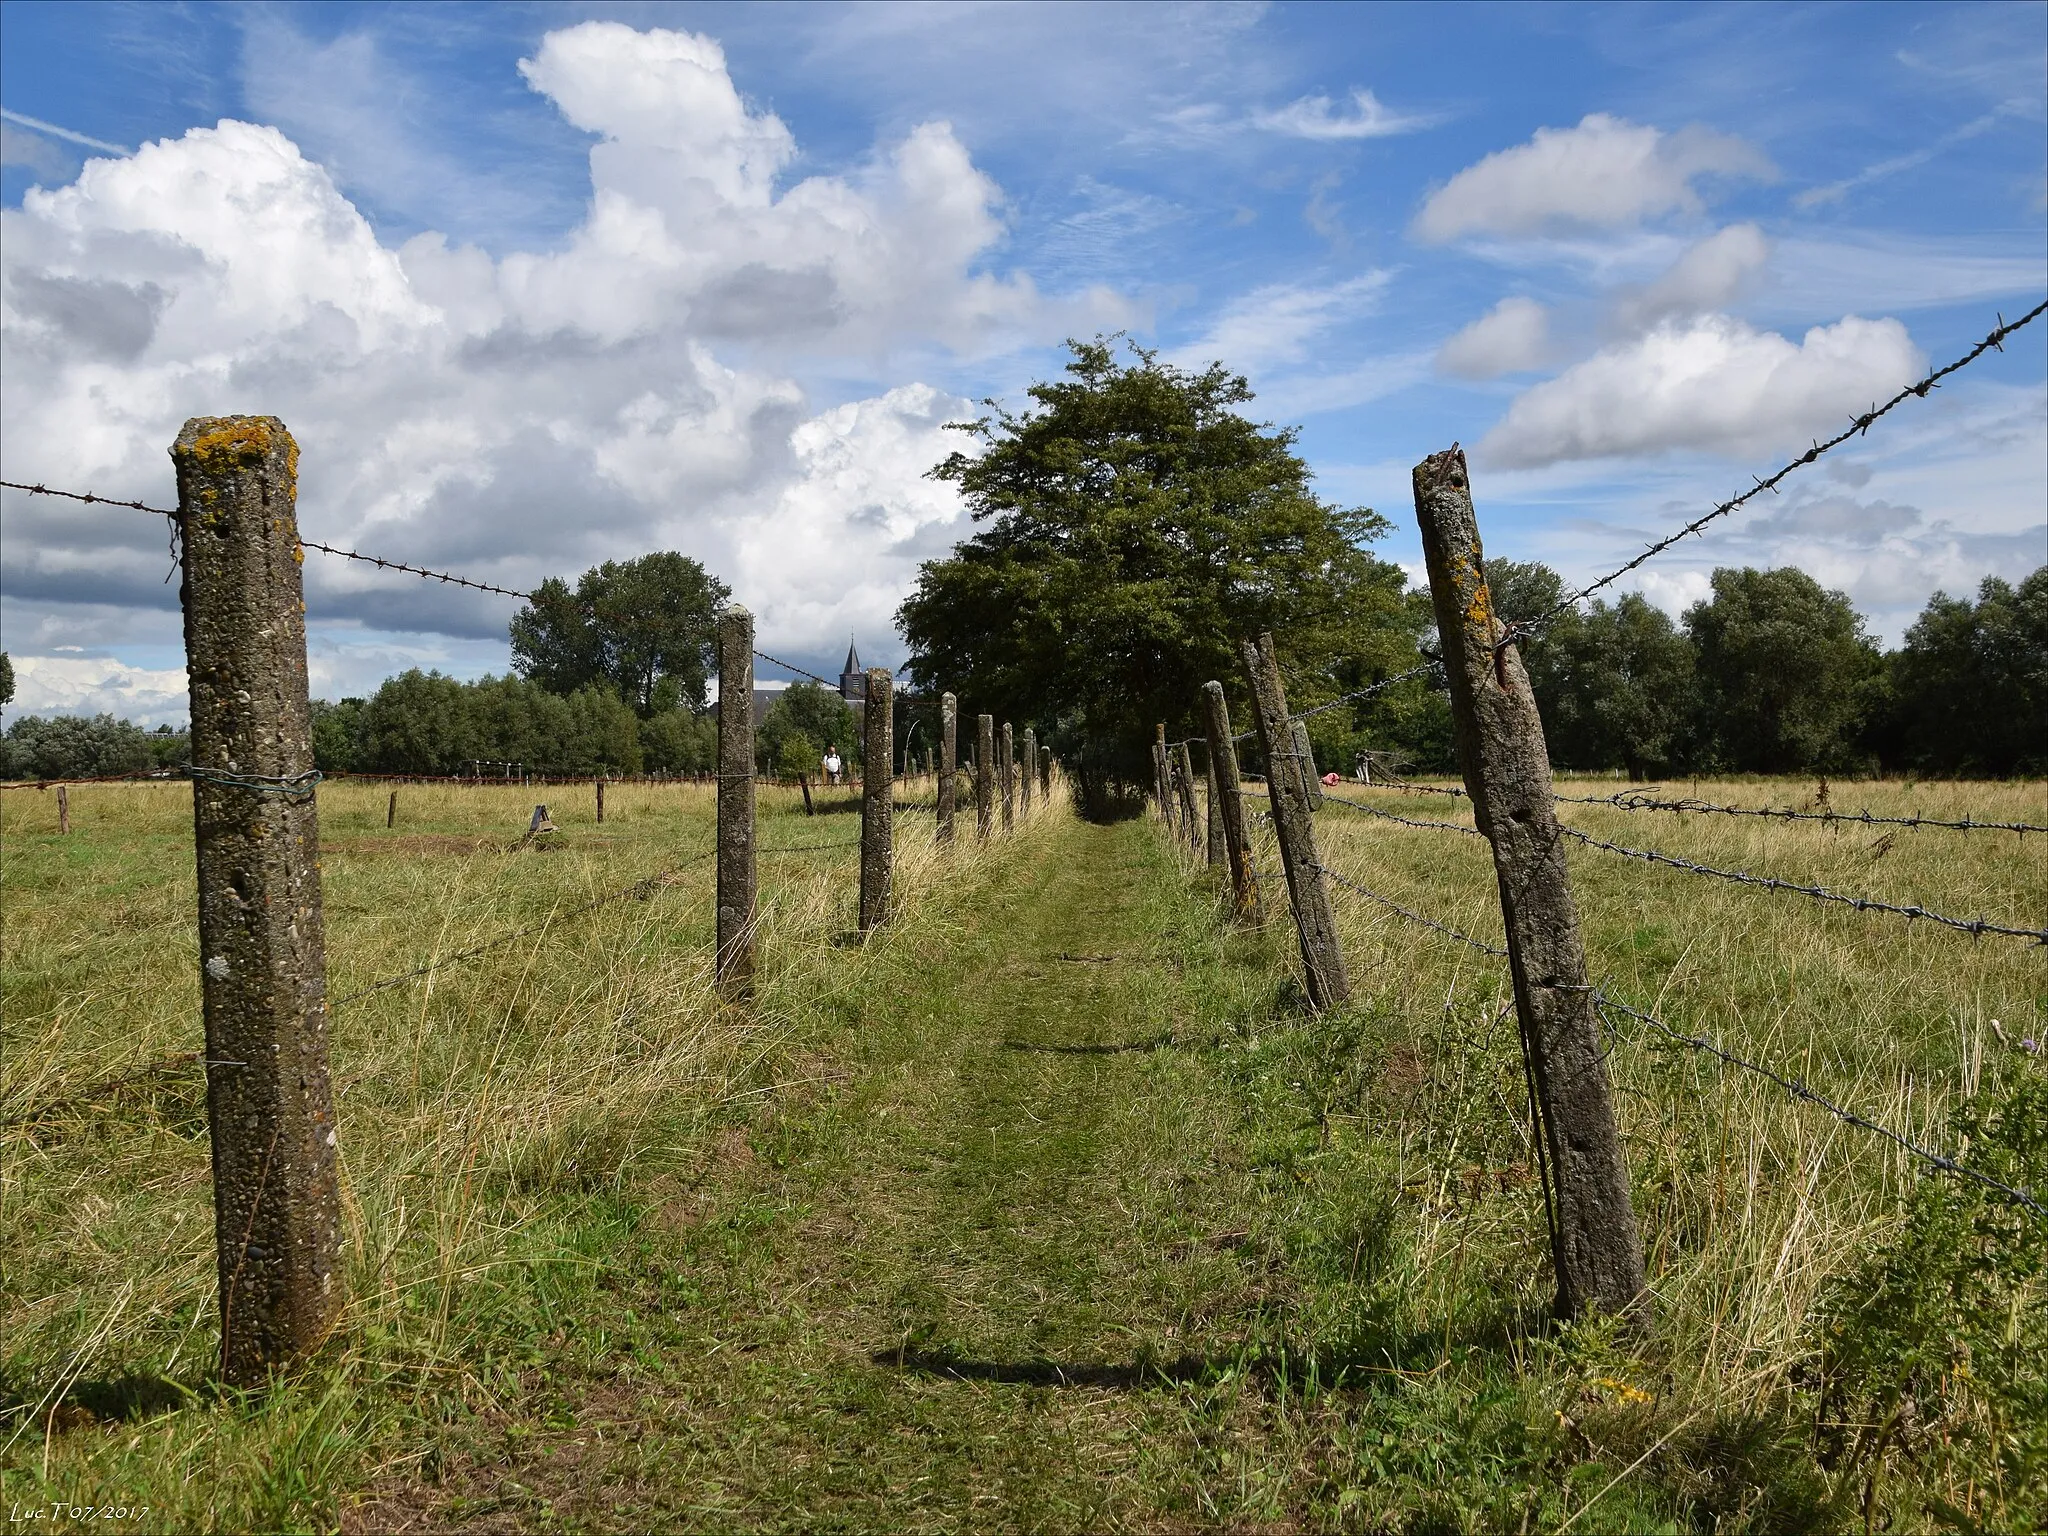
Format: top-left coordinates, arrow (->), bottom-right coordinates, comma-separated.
861,668 -> 893,931
716,607 -> 757,999
595,776 -> 605,823
171,415 -> 341,1385
1021,728 -> 1036,813
386,790 -> 397,829
1040,749 -> 1052,799
1413,446 -> 1648,1323
57,784 -> 70,835
1203,742 -> 1224,868
1172,741 -> 1201,851
1202,682 -> 1260,921
938,692 -> 958,844
1292,718 -> 1324,808
975,714 -> 995,841
1240,633 -> 1349,1009
1000,722 -> 1016,831
1153,723 -> 1173,829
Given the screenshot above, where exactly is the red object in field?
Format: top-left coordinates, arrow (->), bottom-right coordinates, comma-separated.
1321,771 -> 1340,786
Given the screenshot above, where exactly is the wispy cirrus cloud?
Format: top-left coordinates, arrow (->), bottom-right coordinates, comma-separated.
1253,88 -> 1439,141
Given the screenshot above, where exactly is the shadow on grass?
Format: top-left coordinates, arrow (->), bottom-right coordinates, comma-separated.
999,1032 -> 1177,1056
0,1368 -> 197,1428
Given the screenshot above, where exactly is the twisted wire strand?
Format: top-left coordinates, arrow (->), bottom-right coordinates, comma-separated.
1557,824 -> 2048,943
751,649 -> 839,688
1319,791 -> 1485,837
1555,788 -> 2048,835
1504,300 -> 2048,647
1313,861 -> 1507,956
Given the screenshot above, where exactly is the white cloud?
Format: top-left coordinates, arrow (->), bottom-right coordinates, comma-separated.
0,21 -> 1132,676
1611,223 -> 1768,331
1176,271 -> 1392,373
1413,114 -> 1774,243
1478,313 -> 1924,468
1436,296 -> 1550,378
7,655 -> 190,727
1254,89 -> 1437,141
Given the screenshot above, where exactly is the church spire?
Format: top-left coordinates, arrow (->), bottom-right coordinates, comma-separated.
839,637 -> 865,701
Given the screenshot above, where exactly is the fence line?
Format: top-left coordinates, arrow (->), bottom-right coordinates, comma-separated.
1555,823 -> 2048,943
1301,852 -> 2044,1218
1553,788 -> 2048,836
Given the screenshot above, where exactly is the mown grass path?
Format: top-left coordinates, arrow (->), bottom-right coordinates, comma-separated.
358,815 -> 1295,1534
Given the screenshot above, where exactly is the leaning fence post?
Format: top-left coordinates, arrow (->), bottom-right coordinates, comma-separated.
860,668 -> 893,931
1000,722 -> 1016,831
938,692 -> 958,844
1172,741 -> 1202,851
976,714 -> 995,842
1021,728 -> 1036,813
715,607 -> 757,999
1241,634 -> 1349,1008
171,415 -> 342,1386
1203,742 -> 1224,868
386,790 -> 397,829
1292,719 -> 1324,808
1202,682 -> 1259,921
1413,446 -> 1647,1324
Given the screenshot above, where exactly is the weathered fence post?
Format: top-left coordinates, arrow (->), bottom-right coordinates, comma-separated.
1202,682 -> 1259,920
1040,749 -> 1052,799
860,668 -> 893,931
595,776 -> 605,824
715,607 -> 757,999
1021,728 -> 1037,813
976,714 -> 995,842
1292,719 -> 1324,808
57,784 -> 70,835
938,692 -> 958,844
386,790 -> 397,829
1241,633 -> 1349,1008
171,415 -> 341,1385
1153,723 -> 1173,829
1172,741 -> 1202,851
798,773 -> 814,816
1413,446 -> 1648,1324
1000,722 -> 1016,831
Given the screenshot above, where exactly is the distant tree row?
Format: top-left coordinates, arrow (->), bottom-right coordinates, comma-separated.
1323,563 -> 2047,781
0,714 -> 187,781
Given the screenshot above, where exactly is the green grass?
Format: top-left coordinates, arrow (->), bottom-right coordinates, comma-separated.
1,773 -> 2043,1532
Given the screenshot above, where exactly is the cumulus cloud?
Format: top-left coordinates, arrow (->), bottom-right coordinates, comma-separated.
1413,114 -> 1773,243
6,655 -> 190,727
0,20 -> 1133,715
1435,296 -> 1551,378
1478,313 -> 1924,468
1611,223 -> 1769,331
1254,89 -> 1437,141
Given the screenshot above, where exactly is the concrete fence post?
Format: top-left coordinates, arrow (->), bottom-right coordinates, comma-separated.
171,415 -> 342,1386
1000,722 -> 1016,832
1021,727 -> 1037,813
976,714 -> 995,842
938,692 -> 958,844
860,668 -> 893,931
1241,633 -> 1350,1010
1201,682 -> 1259,921
716,607 -> 757,999
1413,445 -> 1648,1324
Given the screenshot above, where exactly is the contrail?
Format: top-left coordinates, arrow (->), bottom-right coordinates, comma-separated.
1,107 -> 130,155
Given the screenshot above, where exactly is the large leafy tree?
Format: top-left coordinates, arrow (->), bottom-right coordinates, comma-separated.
1884,567 -> 2047,775
897,338 -> 1409,807
1686,566 -> 1882,773
757,683 -> 857,778
510,552 -> 729,716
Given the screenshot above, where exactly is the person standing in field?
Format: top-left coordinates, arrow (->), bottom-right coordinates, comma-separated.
824,746 -> 843,785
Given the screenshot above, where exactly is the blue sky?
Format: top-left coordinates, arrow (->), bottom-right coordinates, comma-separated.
2,1 -> 2043,723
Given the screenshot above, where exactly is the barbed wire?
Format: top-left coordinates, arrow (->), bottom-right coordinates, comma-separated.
1557,824 -> 2048,943
296,538 -> 536,601
1592,989 -> 2044,1218
0,768 -> 175,793
1319,791 -> 1485,837
1313,861 -> 1507,957
751,649 -> 839,688
1284,853 -> 2043,1216
0,479 -> 175,516
1555,788 -> 2048,835
1503,300 -> 2048,648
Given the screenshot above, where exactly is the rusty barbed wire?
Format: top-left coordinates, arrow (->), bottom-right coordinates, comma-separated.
1592,989 -> 2045,1219
1319,791 -> 1485,837
1555,788 -> 2048,835
1503,299 -> 2048,648
296,538 -> 537,601
0,479 -> 175,516
1557,824 -> 2048,943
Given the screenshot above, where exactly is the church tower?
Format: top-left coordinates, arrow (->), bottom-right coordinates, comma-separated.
839,639 -> 866,701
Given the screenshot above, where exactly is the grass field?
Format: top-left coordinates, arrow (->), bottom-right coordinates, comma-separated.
1,772 -> 2042,1532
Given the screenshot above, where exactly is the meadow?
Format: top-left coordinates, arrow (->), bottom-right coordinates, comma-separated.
0,772 -> 2041,1533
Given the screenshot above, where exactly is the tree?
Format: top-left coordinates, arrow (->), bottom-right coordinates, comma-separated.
1885,567 -> 2048,775
756,683 -> 856,778
898,337 -> 1409,812
1686,567 -> 1882,773
640,708 -> 716,773
1541,596 -> 1696,778
310,698 -> 364,772
510,552 -> 730,716
0,714 -> 156,779
355,671 -> 475,774
0,651 -> 13,707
